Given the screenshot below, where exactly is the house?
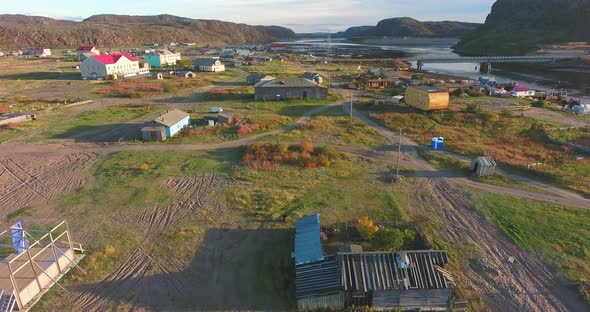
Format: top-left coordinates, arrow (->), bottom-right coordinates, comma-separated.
404,86 -> 449,111
511,86 -> 536,98
146,49 -> 181,67
193,58 -> 225,72
76,46 -> 99,61
24,47 -> 51,57
176,70 -> 196,78
222,48 -> 250,57
470,156 -> 497,177
10,50 -> 23,56
247,73 -> 275,85
300,72 -> 323,84
367,78 -> 400,89
80,53 -> 148,80
0,112 -> 37,126
255,78 -> 328,101
218,111 -> 235,124
142,109 -> 190,141
152,72 -> 164,80
293,214 -> 454,311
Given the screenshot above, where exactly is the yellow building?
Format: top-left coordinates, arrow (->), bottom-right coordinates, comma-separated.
404,86 -> 449,111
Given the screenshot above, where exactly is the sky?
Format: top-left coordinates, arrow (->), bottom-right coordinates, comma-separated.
3,0 -> 497,32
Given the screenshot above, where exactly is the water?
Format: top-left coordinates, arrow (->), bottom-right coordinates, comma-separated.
282,38 -> 589,102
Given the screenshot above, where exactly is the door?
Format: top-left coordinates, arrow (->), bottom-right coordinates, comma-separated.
303,91 -> 308,99
150,131 -> 158,141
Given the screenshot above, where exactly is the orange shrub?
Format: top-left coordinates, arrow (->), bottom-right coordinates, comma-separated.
356,216 -> 379,240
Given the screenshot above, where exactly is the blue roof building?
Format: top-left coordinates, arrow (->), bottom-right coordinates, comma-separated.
294,214 -> 324,265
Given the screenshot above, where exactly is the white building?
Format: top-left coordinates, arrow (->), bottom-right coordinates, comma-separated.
80,53 -> 149,80
25,47 -> 51,57
511,86 -> 536,98
193,58 -> 225,72
146,49 -> 181,67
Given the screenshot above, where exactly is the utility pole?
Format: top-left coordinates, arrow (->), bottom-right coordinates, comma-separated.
395,128 -> 402,179
350,94 -> 353,123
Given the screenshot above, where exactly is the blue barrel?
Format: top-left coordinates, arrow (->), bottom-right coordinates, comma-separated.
276,94 -> 281,102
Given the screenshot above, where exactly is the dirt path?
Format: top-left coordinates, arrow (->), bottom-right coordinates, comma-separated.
522,108 -> 589,127
341,99 -> 588,311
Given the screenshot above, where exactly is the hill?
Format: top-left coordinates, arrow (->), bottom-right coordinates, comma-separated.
336,17 -> 480,38
0,14 -> 296,49
456,0 -> 590,55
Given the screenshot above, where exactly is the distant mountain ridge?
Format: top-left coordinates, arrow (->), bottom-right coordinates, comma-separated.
456,0 -> 590,55
336,17 -> 481,38
0,14 -> 296,49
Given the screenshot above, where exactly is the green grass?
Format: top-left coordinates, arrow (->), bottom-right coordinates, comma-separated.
5,207 -> 34,221
474,193 -> 590,283
548,127 -> 590,145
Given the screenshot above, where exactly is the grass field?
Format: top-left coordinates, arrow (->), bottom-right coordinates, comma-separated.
548,127 -> 590,146
361,101 -> 590,194
474,193 -> 590,285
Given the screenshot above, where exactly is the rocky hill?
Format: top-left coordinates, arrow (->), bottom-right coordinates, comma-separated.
0,14 -> 296,49
336,17 -> 480,38
456,0 -> 590,55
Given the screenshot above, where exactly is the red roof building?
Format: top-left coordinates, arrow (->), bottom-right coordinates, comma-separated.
76,46 -> 98,52
513,86 -> 529,92
91,53 -> 137,65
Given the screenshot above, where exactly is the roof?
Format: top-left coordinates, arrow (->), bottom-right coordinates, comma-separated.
218,111 -> 235,119
91,53 -> 137,65
256,77 -> 320,88
339,251 -> 452,292
76,46 -> 96,51
473,156 -> 497,167
410,86 -> 447,93
296,255 -> 342,298
153,109 -> 190,127
29,47 -> 48,51
513,86 -> 530,92
194,58 -> 221,67
300,72 -> 321,79
177,70 -> 195,76
294,214 -> 324,265
155,49 -> 178,56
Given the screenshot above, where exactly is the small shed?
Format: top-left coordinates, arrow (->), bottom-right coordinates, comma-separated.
152,72 -> 164,80
218,111 -> 235,125
0,112 -> 37,126
177,70 -> 196,78
141,126 -> 167,141
470,156 -> 497,177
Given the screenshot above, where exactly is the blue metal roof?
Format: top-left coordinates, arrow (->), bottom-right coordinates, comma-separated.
294,214 -> 324,265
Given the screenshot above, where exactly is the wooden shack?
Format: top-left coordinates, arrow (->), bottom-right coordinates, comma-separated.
404,86 -> 449,111
141,126 -> 167,141
367,79 -> 400,89
470,156 -> 497,177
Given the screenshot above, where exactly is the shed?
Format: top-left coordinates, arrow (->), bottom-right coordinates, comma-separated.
177,70 -> 196,78
247,73 -> 275,85
404,86 -> 449,111
152,72 -> 164,80
470,156 -> 497,177
218,111 -> 235,125
294,214 -> 324,265
149,109 -> 190,138
300,72 -> 323,84
296,255 -> 344,311
255,78 -> 328,101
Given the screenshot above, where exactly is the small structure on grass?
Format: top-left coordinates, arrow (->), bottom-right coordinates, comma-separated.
152,72 -> 164,80
0,220 -> 85,311
247,73 -> 275,85
367,78 -> 400,89
0,112 -> 37,126
218,111 -> 235,125
404,86 -> 449,111
176,70 -> 196,78
300,72 -> 323,84
470,156 -> 497,177
142,109 -> 190,141
193,58 -> 225,72
293,214 -> 455,311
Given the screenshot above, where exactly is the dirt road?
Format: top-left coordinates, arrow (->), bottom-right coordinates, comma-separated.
343,101 -> 588,311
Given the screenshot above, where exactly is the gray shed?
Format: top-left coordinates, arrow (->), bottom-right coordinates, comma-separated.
152,72 -> 164,80
141,126 -> 167,141
470,156 -> 497,177
0,112 -> 37,126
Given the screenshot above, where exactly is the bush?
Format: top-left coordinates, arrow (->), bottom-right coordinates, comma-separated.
371,227 -> 416,251
241,140 -> 340,169
532,100 -> 551,108
356,216 -> 379,241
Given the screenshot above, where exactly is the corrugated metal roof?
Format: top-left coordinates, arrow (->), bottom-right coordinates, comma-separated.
294,214 -> 324,265
194,58 -> 221,67
474,156 -> 497,168
296,255 -> 342,298
154,109 -> 189,127
339,251 -> 451,292
257,78 -> 319,88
